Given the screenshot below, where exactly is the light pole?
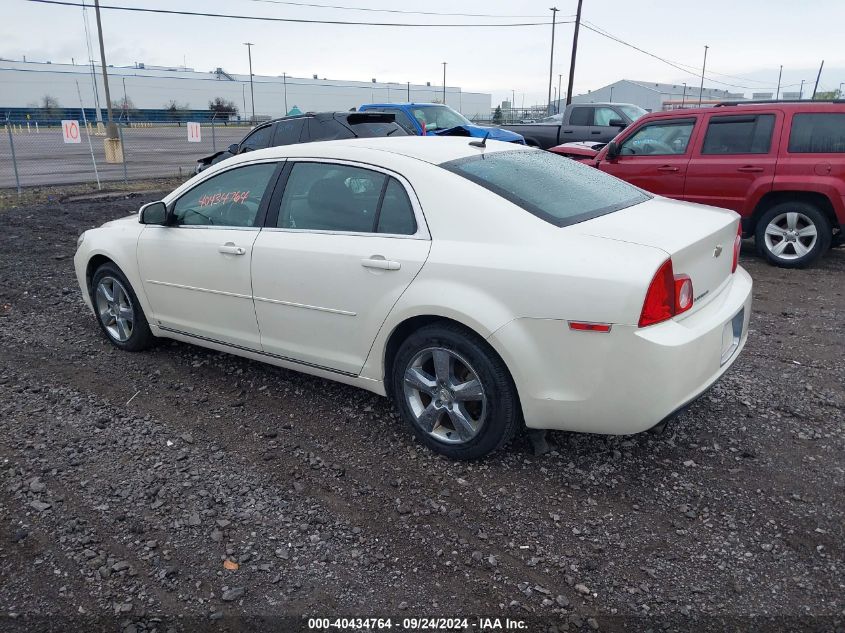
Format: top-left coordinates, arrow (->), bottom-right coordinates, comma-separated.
442,62 -> 447,104
243,42 -> 255,122
557,74 -> 562,112
547,7 -> 559,113
799,79 -> 805,100
609,86 -> 614,103
282,72 -> 288,114
775,65 -> 783,100
698,45 -> 709,107
681,82 -> 687,107
512,89 -> 515,122
839,82 -> 844,99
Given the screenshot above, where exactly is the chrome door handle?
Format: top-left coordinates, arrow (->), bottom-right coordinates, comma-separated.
219,243 -> 246,256
361,256 -> 400,271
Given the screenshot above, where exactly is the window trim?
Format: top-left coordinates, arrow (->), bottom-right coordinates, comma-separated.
261,158 -> 429,240
618,117 -> 698,157
700,113 -> 776,156
166,160 -> 285,230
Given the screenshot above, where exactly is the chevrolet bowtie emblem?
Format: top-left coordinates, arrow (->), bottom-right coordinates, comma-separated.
713,244 -> 723,257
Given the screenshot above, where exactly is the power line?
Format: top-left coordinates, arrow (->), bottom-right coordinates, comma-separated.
238,0 -> 561,19
27,0 -> 570,27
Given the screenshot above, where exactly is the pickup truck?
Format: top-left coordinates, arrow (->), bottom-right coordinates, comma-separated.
498,102 -> 646,149
359,102 -> 525,144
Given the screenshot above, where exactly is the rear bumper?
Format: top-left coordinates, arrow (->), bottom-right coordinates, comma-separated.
487,267 -> 753,434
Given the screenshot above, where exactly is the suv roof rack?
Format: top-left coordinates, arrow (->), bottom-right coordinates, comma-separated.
715,99 -> 845,106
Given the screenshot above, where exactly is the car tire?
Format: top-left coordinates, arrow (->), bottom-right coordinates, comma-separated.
755,201 -> 831,268
91,263 -> 156,352
391,322 -> 521,460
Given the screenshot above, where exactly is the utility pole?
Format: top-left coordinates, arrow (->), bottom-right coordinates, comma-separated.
442,62 -> 447,104
565,0 -> 582,106
811,60 -> 824,99
244,42 -> 255,122
609,86 -> 614,103
547,7 -> 559,113
682,82 -> 687,107
775,65 -> 783,100
698,45 -> 709,107
282,72 -> 288,114
557,74 -> 562,112
93,0 -> 116,139
799,79 -> 805,100
407,81 -> 410,101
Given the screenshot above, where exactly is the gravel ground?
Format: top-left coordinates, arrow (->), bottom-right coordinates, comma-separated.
0,194 -> 843,633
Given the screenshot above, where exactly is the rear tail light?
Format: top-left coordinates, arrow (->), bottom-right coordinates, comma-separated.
639,259 -> 694,328
732,223 -> 742,273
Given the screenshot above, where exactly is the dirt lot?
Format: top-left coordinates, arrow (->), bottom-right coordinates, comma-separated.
0,193 -> 843,633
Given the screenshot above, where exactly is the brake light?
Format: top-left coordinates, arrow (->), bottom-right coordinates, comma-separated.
639,259 -> 694,328
732,223 -> 742,273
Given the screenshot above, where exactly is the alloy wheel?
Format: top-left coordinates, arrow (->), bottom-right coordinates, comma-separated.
95,276 -> 135,342
764,211 -> 818,260
403,347 -> 487,445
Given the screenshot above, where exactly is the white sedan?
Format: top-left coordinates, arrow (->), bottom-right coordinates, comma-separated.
74,136 -> 752,459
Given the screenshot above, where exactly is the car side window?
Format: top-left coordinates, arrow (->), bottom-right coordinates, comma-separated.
702,114 -> 775,154
788,113 -> 845,153
376,178 -> 416,235
272,119 -> 305,146
619,120 -> 695,156
172,164 -> 277,227
308,118 -> 356,142
569,107 -> 594,126
277,162 -> 386,232
240,124 -> 274,152
594,107 -> 619,126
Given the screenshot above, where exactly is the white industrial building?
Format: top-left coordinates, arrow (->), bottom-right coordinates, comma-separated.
0,60 -> 491,119
564,79 -> 746,112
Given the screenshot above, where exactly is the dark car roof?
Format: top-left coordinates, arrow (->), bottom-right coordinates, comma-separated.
260,111 -> 397,125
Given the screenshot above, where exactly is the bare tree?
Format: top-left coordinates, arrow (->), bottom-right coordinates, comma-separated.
209,97 -> 238,115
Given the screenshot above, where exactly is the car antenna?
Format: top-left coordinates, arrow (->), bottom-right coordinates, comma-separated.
469,131 -> 490,149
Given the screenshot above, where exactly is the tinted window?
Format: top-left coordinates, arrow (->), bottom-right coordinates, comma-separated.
702,114 -> 775,154
410,106 -> 471,131
594,107 -> 619,126
441,150 -> 650,227
308,118 -> 355,142
240,124 -> 274,152
788,113 -> 845,153
376,179 -> 416,235
569,107 -> 594,126
620,120 -> 695,155
272,119 -> 304,146
347,120 -> 408,138
385,109 -> 417,133
173,164 -> 277,227
277,162 -> 386,232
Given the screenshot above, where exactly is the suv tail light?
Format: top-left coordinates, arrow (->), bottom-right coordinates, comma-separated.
639,259 -> 694,328
732,223 -> 742,273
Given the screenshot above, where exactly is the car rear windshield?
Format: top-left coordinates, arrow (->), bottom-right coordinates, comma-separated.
346,121 -> 407,138
440,150 -> 650,227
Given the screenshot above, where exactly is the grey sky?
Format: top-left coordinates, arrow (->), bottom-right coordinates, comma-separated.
3,0 -> 844,107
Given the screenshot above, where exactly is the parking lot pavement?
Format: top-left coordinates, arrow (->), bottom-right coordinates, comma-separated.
0,194 -> 842,632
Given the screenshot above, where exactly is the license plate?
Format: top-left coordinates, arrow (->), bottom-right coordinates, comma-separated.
720,307 -> 744,365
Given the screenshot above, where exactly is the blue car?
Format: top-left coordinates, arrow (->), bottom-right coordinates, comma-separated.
359,102 -> 525,144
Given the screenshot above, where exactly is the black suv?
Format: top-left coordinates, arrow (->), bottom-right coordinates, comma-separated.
195,111 -> 406,173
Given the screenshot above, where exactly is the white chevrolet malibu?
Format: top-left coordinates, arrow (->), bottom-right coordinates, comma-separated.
74,136 -> 751,459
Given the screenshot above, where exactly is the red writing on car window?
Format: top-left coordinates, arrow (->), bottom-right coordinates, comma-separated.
198,190 -> 250,208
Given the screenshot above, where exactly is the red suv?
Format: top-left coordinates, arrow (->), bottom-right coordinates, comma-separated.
550,101 -> 845,267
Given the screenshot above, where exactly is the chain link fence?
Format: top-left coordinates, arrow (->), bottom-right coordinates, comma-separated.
0,118 -> 254,191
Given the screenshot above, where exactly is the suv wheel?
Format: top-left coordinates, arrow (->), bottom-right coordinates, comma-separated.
755,201 -> 831,268
391,323 -> 521,460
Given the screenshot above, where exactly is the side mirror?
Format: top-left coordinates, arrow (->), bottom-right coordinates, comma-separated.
139,201 -> 168,225
227,143 -> 239,154
606,141 -> 620,159
608,118 -> 627,128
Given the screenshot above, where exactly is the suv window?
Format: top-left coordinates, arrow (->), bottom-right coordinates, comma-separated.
272,119 -> 305,146
620,119 -> 695,156
308,118 -> 355,142
788,113 -> 845,153
239,124 -> 274,152
172,163 -> 277,227
702,114 -> 775,154
277,162 -> 385,232
441,150 -> 650,228
569,107 -> 593,126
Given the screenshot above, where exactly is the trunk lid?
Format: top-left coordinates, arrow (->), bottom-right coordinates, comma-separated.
574,196 -> 740,314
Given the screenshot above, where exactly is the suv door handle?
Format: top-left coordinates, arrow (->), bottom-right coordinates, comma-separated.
361,256 -> 400,271
218,243 -> 246,256
657,165 -> 680,172
737,165 -> 764,173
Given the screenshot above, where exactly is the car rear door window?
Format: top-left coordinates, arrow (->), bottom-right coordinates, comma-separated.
619,119 -> 695,155
702,114 -> 775,154
239,124 -> 274,152
788,113 -> 845,153
272,119 -> 305,146
569,107 -> 594,126
376,179 -> 416,235
172,163 -> 278,227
